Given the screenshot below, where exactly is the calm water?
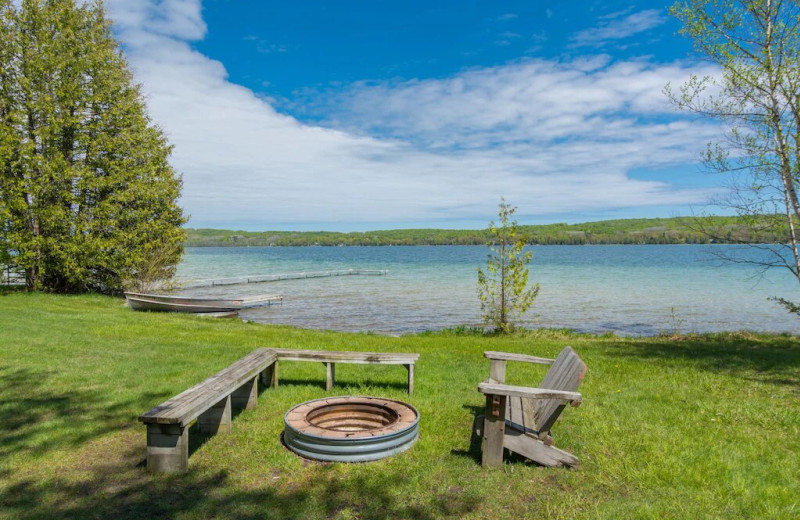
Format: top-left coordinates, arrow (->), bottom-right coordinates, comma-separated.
175,245 -> 800,335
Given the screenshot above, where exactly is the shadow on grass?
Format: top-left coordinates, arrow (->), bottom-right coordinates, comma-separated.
0,361 -> 480,519
0,285 -> 26,295
603,333 -> 800,386
0,366 -> 164,460
450,404 -> 484,465
2,444 -> 480,520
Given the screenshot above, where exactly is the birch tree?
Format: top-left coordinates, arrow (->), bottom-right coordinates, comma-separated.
667,0 -> 800,312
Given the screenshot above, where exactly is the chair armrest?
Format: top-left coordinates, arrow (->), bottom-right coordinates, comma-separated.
478,381 -> 582,406
483,351 -> 554,365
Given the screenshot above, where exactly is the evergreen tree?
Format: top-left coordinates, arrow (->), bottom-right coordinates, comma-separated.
477,198 -> 539,333
0,0 -> 186,293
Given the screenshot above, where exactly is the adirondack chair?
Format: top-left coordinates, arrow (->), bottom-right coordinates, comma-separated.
476,346 -> 587,468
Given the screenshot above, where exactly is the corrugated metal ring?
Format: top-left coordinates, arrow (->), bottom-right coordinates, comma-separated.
283,396 -> 419,462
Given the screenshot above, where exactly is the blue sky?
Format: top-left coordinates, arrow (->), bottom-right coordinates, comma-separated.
106,0 -> 724,231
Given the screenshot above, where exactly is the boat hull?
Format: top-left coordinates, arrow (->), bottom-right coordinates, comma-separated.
124,292 -> 281,313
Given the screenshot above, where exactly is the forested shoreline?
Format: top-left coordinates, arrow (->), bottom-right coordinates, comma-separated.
186,216 -> 791,247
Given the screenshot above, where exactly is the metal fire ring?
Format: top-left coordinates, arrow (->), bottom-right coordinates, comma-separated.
283,396 -> 419,462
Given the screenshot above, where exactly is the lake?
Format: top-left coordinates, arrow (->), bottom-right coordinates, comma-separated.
175,244 -> 800,335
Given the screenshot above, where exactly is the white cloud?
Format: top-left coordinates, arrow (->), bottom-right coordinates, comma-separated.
108,0 -> 205,41
320,57 -> 719,160
570,9 -> 666,48
104,0 -> 718,229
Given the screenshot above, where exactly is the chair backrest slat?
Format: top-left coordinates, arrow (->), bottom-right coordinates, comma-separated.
533,347 -> 587,434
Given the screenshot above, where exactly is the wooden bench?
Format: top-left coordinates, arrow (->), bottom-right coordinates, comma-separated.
139,347 -> 420,472
138,348 -> 278,473
270,349 -> 420,394
476,347 -> 586,468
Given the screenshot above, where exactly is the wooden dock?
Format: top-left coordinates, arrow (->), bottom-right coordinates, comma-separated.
181,269 -> 388,289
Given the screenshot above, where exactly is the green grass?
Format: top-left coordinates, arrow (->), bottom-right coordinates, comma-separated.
1,291 -> 799,519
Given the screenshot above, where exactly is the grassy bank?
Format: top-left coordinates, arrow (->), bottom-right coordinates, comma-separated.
1,291 -> 798,519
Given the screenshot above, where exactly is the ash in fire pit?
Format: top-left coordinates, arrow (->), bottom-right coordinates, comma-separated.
283,396 -> 419,462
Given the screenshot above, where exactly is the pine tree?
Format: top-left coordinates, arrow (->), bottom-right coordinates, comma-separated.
0,0 -> 186,293
477,198 -> 540,333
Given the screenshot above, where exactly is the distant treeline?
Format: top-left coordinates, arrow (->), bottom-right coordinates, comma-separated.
184,216 -> 792,247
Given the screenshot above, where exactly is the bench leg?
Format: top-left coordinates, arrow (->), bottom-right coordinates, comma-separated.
406,364 -> 415,394
232,376 -> 258,410
146,423 -> 189,473
198,395 -> 231,434
261,362 -> 277,389
325,362 -> 335,391
482,394 -> 506,467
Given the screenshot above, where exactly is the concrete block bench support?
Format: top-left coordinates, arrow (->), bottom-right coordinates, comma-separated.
145,423 -> 191,473
197,395 -> 231,435
139,348 -> 278,473
270,349 -> 420,394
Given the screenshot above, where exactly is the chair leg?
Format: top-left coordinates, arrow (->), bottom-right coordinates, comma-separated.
482,394 -> 506,467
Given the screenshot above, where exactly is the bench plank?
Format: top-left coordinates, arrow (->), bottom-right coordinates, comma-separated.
271,348 -> 419,394
140,348 -> 277,426
273,349 -> 419,364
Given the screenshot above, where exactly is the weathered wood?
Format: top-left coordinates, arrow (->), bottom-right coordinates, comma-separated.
482,394 -> 506,467
273,349 -> 419,364
489,359 -> 506,384
146,423 -> 188,473
198,395 -> 231,435
141,349 -> 277,473
326,362 -> 335,392
502,427 -> 578,468
260,363 -> 276,387
406,363 -> 414,395
478,346 -> 586,469
139,348 -> 277,426
483,351 -> 554,365
534,347 -> 587,434
506,396 -> 526,432
478,382 -> 581,403
231,376 -> 258,410
271,349 -> 419,393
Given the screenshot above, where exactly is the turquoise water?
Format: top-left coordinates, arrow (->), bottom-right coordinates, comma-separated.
175,245 -> 800,335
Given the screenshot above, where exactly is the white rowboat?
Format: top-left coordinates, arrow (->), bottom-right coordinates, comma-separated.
124,292 -> 283,313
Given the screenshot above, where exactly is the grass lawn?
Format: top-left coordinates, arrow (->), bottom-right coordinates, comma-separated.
1,290 -> 799,519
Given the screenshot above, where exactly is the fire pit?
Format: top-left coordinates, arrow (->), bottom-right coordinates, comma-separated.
283,396 -> 419,462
